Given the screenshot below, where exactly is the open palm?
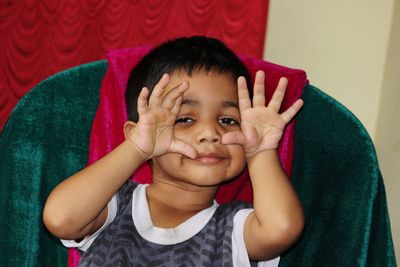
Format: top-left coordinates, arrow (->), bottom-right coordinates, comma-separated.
222,71 -> 303,158
129,74 -> 196,160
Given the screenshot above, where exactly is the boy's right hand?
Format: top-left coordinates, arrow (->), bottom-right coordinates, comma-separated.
127,73 -> 197,161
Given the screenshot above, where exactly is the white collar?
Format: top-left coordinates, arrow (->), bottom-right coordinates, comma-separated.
132,184 -> 219,245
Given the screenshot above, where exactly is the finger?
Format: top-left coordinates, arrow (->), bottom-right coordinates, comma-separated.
237,76 -> 252,112
268,77 -> 288,112
171,96 -> 183,115
252,70 -> 266,107
221,131 -> 247,146
149,73 -> 170,107
169,140 -> 197,159
161,81 -> 189,110
281,99 -> 304,123
137,87 -> 149,116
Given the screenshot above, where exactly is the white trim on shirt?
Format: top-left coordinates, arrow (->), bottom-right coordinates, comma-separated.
60,194 -> 118,252
232,209 -> 280,267
132,184 -> 219,245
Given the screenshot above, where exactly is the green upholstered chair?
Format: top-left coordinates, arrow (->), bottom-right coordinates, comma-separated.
0,60 -> 396,267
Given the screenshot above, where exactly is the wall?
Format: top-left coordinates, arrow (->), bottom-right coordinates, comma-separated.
375,0 -> 400,263
264,0 -> 398,262
264,0 -> 393,139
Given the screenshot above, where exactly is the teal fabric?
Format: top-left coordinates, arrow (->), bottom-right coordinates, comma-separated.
0,61 -> 107,267
0,63 -> 396,266
280,85 -> 397,266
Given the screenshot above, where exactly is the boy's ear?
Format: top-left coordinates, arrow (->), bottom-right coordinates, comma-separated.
123,121 -> 137,140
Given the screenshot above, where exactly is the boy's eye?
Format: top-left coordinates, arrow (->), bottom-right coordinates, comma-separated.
219,117 -> 240,126
175,117 -> 194,124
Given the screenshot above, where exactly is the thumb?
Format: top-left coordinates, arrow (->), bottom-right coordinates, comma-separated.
169,139 -> 197,159
221,131 -> 247,146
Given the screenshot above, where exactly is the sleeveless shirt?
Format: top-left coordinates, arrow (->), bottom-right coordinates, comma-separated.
78,182 -> 252,267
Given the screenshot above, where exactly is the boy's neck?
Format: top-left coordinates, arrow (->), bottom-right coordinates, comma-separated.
146,181 -> 218,228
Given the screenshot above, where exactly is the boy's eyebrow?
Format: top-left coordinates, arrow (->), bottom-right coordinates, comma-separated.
181,99 -> 199,106
181,99 -> 239,109
221,101 -> 239,109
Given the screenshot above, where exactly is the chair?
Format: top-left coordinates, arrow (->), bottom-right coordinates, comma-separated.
0,50 -> 396,266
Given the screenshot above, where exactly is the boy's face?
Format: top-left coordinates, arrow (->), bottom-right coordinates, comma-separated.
151,70 -> 247,188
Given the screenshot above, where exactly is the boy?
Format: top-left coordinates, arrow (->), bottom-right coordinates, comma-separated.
43,36 -> 304,266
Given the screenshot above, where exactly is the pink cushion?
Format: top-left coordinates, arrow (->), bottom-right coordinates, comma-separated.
90,46 -> 308,202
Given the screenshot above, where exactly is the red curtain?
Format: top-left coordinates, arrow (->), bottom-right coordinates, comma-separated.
0,0 -> 269,130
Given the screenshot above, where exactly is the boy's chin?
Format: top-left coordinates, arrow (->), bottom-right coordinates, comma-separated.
175,172 -> 239,188
152,156 -> 245,186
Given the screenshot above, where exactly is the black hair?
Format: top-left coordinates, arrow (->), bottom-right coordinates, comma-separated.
125,36 -> 252,121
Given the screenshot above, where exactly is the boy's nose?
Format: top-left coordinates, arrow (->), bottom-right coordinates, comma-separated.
197,125 -> 221,144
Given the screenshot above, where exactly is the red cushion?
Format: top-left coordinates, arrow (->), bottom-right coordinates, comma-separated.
89,46 -> 308,204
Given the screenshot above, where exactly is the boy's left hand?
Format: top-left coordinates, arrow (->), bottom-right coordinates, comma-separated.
222,70 -> 303,158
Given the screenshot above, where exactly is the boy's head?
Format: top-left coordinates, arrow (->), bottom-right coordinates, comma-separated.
125,36 -> 252,121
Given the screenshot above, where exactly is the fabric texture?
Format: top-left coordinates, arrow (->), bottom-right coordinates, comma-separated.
0,0 -> 270,130
77,181 -> 251,267
278,85 -> 397,266
0,55 -> 396,266
0,61 -> 108,266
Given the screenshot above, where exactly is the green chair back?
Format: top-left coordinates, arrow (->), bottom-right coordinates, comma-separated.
0,61 -> 396,266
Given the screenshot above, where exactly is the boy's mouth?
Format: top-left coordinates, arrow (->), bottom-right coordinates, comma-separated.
194,153 -> 226,164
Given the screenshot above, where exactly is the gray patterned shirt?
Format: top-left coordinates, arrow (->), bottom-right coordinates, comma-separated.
62,182 -> 280,267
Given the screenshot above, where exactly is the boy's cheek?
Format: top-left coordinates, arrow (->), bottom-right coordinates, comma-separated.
228,145 -> 246,161
225,143 -> 245,151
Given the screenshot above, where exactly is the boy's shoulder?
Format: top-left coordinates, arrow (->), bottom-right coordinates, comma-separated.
115,180 -> 140,205
219,199 -> 252,209
214,200 -> 253,221
119,180 -> 140,193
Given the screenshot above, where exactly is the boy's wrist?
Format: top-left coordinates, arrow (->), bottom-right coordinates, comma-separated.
246,149 -> 279,164
244,141 -> 280,160
123,139 -> 151,163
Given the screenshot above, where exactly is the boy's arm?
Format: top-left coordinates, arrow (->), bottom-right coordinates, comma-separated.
43,140 -> 147,240
245,150 -> 304,260
43,74 -> 196,240
223,71 -> 304,260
